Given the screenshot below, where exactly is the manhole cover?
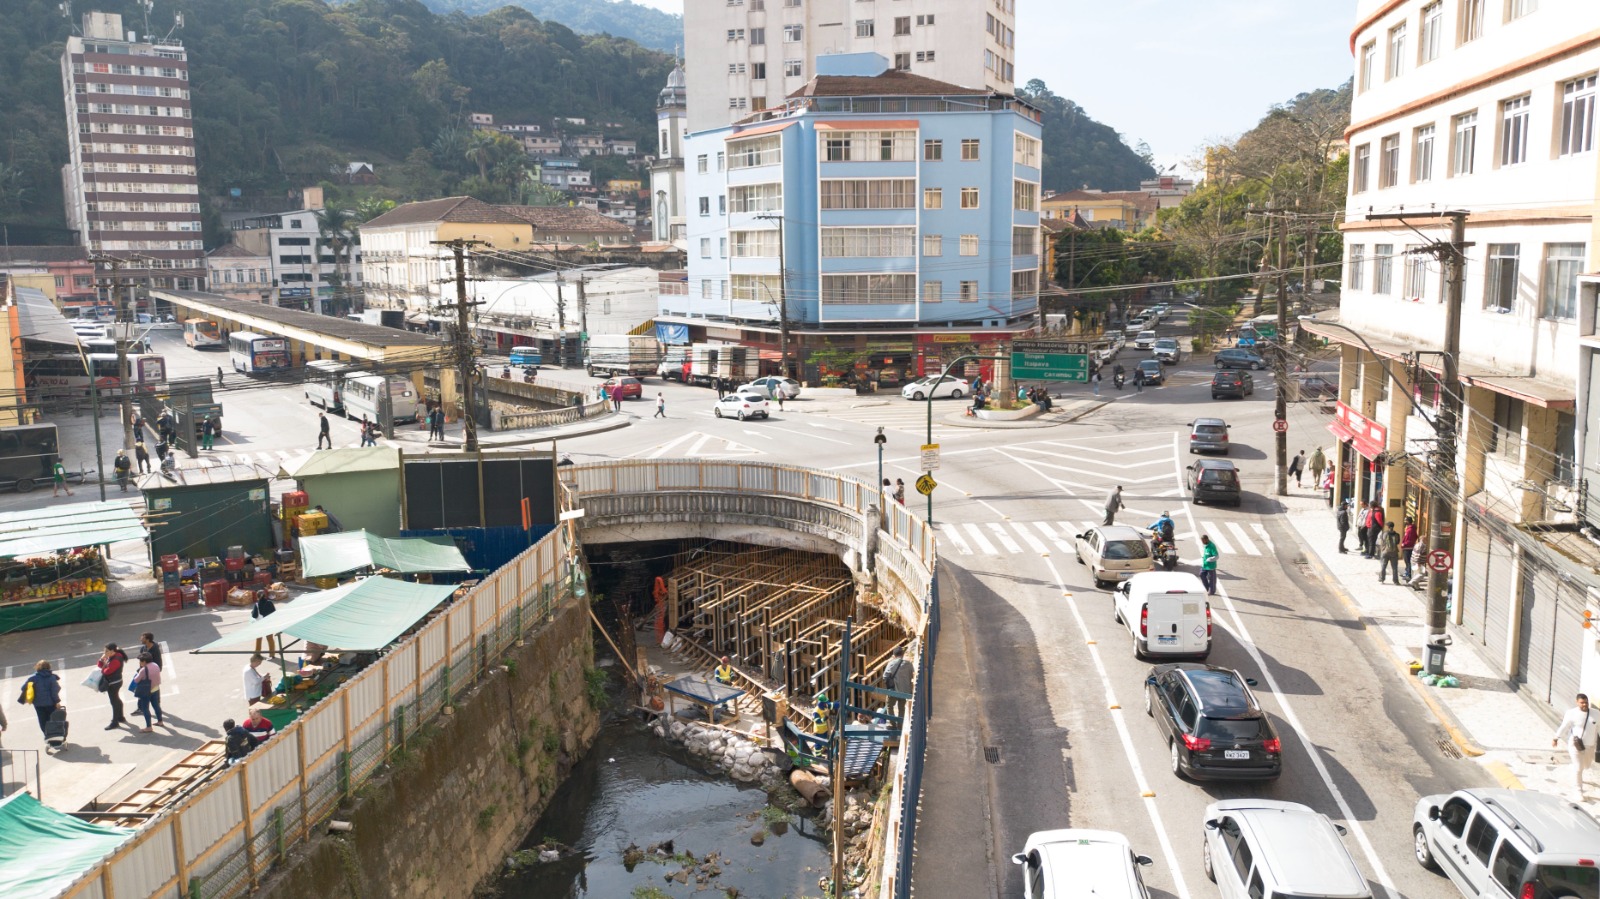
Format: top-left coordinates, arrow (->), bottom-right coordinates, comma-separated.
1437,736 -> 1462,759
984,746 -> 1000,764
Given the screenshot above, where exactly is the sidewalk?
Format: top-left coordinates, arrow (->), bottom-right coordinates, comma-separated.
1279,488 -> 1580,799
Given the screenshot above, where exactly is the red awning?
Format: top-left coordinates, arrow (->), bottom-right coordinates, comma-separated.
1327,419 -> 1385,458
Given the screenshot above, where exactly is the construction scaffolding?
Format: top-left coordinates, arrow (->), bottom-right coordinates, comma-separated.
663,543 -> 907,716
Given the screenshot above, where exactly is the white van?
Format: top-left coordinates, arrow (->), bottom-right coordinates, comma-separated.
1113,571 -> 1211,660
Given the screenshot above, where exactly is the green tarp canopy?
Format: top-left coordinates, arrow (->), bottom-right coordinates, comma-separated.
298,529 -> 469,578
0,791 -> 133,899
194,577 -> 458,653
0,500 -> 145,558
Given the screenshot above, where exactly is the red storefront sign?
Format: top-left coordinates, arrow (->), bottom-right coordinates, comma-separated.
1327,401 -> 1388,458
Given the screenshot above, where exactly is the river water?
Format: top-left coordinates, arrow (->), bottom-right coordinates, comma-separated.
496,718 -> 829,898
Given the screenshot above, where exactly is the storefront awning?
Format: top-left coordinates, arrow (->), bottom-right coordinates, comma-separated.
0,500 -> 146,558
298,530 -> 469,578
0,792 -> 133,899
194,577 -> 458,653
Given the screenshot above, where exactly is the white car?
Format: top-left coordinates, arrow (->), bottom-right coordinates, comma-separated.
1074,525 -> 1155,588
1012,829 -> 1154,899
712,392 -> 770,420
739,376 -> 802,400
1134,330 -> 1158,349
901,376 -> 969,401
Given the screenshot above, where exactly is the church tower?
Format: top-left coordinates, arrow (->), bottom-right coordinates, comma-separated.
648,62 -> 687,246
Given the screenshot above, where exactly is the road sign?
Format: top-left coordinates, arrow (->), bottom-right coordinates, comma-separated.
1011,339 -> 1089,383
1427,549 -> 1453,573
920,443 -> 940,471
1272,419 -> 1288,433
915,474 -> 937,496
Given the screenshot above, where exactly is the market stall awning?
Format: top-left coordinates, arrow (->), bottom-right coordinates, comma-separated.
279,447 -> 399,479
298,530 -> 469,578
0,792 -> 134,899
194,577 -> 458,653
0,500 -> 145,558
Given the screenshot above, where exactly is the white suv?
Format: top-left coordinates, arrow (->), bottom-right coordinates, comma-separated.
1203,800 -> 1371,899
1413,788 -> 1600,898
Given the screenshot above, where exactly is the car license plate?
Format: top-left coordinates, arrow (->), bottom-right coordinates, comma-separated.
1157,635 -> 1177,645
1224,750 -> 1250,760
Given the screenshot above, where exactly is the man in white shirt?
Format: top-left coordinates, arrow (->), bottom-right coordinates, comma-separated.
1553,693 -> 1599,798
243,653 -> 268,709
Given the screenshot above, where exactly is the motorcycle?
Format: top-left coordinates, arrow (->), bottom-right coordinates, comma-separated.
1149,528 -> 1180,571
1113,372 -> 1126,390
522,366 -> 537,383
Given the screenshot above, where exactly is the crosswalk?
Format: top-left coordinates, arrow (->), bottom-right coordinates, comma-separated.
796,399 -> 974,436
937,518 -> 1270,560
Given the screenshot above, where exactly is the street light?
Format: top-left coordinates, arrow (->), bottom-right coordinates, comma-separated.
874,427 -> 887,497
922,353 -> 1006,524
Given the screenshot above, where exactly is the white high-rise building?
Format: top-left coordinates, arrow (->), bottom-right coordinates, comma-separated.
683,0 -> 1017,133
650,63 -> 688,245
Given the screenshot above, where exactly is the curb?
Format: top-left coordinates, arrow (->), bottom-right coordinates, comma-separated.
1064,401 -> 1111,424
1294,531 -> 1490,759
1485,760 -> 1525,789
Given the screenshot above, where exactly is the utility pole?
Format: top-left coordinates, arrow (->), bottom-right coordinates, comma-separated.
554,271 -> 567,369
1427,212 -> 1468,638
576,275 -> 589,369
1273,212 -> 1288,497
433,239 -> 485,451
756,213 -> 791,379
1302,218 -> 1317,319
91,255 -> 136,455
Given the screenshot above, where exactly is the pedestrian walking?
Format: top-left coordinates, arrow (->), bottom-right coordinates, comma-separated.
129,652 -> 162,733
200,416 -> 214,451
317,412 -> 332,450
134,441 -> 150,474
113,450 -> 132,492
894,479 -> 906,505
654,393 -> 666,418
612,392 -> 623,413
1091,370 -> 1101,397
1199,535 -> 1219,595
1400,516 -> 1419,582
1335,500 -> 1351,554
1103,485 -> 1124,526
18,660 -> 62,737
216,366 -> 224,387
1308,446 -> 1327,489
139,632 -> 163,671
1133,369 -> 1144,393
1377,521 -> 1402,584
51,459 -> 72,497
252,589 -> 278,655
243,653 -> 270,708
1554,694 -> 1599,799
96,643 -> 129,730
776,393 -> 785,411
883,646 -> 913,717
1288,450 -> 1306,488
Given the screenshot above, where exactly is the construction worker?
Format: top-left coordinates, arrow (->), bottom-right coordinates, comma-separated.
812,691 -> 833,736
713,656 -> 735,685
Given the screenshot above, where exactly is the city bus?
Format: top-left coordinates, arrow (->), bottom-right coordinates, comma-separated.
183,319 -> 224,349
341,373 -> 420,424
86,353 -> 166,391
303,359 -> 350,412
229,331 -> 290,374
26,353 -> 91,399
82,335 -> 152,356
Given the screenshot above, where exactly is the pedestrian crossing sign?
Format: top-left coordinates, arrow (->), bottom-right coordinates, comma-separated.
915,474 -> 937,496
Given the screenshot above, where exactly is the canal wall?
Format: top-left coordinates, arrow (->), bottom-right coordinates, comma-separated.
261,597 -> 599,899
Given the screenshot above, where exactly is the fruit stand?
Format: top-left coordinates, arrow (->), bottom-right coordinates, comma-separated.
0,501 -> 145,633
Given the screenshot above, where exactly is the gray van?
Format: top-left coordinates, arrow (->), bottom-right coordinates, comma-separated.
1203,800 -> 1371,899
1413,788 -> 1600,898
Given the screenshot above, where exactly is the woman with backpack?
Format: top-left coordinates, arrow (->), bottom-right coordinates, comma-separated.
97,643 -> 129,730
128,652 -> 163,733
18,660 -> 62,736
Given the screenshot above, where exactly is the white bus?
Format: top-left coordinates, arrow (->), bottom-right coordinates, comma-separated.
303,360 -> 349,412
229,331 -> 290,374
341,373 -> 420,424
183,319 -> 224,349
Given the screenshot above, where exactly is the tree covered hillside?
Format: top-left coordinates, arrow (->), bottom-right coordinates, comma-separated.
410,0 -> 683,53
1017,79 -> 1158,192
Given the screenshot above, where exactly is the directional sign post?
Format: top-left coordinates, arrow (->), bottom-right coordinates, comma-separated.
920,443 -> 940,471
1011,339 -> 1090,383
915,474 -> 937,496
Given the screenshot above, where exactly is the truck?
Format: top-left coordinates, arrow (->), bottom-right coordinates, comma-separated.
657,346 -> 691,382
0,423 -> 65,493
687,344 -> 720,387
584,334 -> 663,379
346,310 -> 406,329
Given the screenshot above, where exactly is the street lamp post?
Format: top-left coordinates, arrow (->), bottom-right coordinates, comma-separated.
874,427 -> 886,497
923,353 -> 1005,524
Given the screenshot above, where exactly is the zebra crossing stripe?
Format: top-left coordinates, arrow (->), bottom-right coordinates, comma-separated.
986,523 -> 1022,554
1035,522 -> 1073,553
1225,522 -> 1259,556
941,525 -> 973,556
963,523 -> 998,555
1010,523 -> 1048,554
1202,524 -> 1234,555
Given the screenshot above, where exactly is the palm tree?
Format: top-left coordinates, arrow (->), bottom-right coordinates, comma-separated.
314,206 -> 357,314
464,130 -> 496,181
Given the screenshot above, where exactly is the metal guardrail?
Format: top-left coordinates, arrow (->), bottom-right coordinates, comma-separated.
1,747 -> 42,802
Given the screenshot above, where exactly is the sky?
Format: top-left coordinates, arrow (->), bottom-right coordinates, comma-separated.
629,0 -> 1356,176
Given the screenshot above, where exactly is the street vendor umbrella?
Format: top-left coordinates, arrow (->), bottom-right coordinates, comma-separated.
193,576 -> 458,653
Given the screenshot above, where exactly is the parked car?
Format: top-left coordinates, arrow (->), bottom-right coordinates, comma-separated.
1134,330 -> 1158,349
901,376 -> 969,401
1152,338 -> 1181,364
1211,370 -> 1254,399
1136,359 -> 1165,386
1203,801 -> 1368,897
1011,829 -> 1154,899
1146,664 -> 1283,781
1188,418 -> 1231,454
1114,572 -> 1211,660
739,376 -> 801,400
1187,458 -> 1242,506
1412,788 -> 1600,899
1074,525 -> 1155,588
601,376 -> 643,400
1214,348 -> 1265,370
711,392 -> 770,420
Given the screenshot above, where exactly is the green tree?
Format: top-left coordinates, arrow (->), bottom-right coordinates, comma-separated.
1015,79 -> 1157,191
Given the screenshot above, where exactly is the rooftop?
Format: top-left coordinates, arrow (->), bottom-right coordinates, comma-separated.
0,246 -> 89,265
361,196 -> 528,230
152,290 -> 446,349
501,205 -> 634,234
790,69 -> 988,100
205,243 -> 263,260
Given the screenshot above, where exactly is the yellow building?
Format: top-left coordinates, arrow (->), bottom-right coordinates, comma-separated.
606,179 -> 642,193
358,197 -> 535,313
1041,190 -> 1156,231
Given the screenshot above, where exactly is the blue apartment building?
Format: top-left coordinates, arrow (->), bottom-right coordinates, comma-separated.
665,53 -> 1043,380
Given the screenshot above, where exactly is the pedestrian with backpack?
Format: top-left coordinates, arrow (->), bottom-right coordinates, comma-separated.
96,643 -> 129,730
18,660 -> 62,737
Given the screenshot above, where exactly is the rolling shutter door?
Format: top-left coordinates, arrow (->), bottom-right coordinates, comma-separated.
1484,536 -> 1516,671
1550,582 -> 1587,709
1460,522 -> 1492,644
1517,565 -> 1559,706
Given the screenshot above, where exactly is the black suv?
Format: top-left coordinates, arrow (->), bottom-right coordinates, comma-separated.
1211,370 -> 1254,399
1214,349 -> 1264,370
1145,664 -> 1282,781
1187,458 -> 1242,506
